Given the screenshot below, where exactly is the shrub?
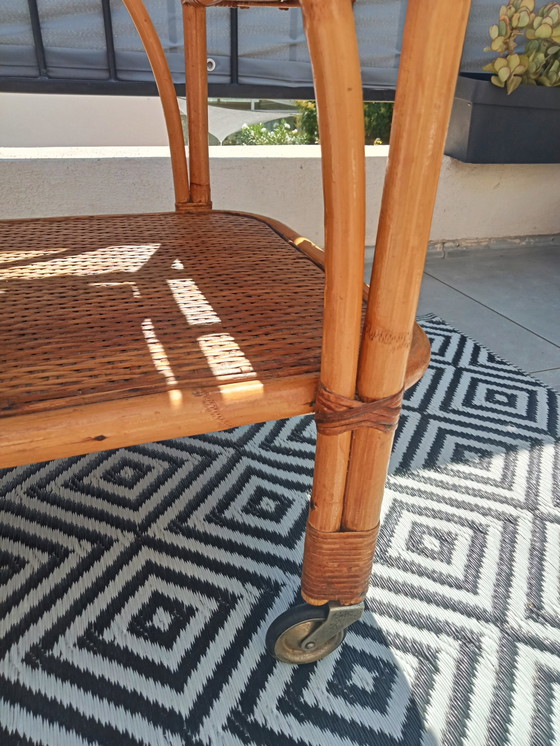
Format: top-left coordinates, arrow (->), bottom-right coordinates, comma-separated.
224,120 -> 305,145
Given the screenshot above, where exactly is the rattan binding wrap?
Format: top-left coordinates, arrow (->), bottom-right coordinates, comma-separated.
314,382 -> 403,436
301,523 -> 379,605
0,211 -> 325,416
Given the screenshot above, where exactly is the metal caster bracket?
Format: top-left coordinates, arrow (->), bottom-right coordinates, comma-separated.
299,601 -> 364,653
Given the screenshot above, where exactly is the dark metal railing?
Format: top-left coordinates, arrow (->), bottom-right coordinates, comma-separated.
0,2 -> 394,100
26,0 -> 48,78
101,0 -> 118,81
229,9 -> 239,86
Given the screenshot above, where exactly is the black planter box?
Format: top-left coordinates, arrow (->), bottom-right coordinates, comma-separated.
445,73 -> 560,164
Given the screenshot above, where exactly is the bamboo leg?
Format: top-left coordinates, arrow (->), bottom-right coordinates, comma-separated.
342,0 -> 472,542
301,0 -> 472,606
183,4 -> 212,206
299,0 -> 366,541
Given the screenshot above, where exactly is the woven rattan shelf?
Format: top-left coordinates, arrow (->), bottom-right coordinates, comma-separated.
0,211 -> 327,412
0,209 -> 429,468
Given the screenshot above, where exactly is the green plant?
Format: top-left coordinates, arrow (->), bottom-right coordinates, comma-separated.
483,1 -> 560,92
295,100 -> 393,144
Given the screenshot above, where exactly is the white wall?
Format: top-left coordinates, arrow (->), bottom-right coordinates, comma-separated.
0,93 -> 169,147
1,145 -> 559,247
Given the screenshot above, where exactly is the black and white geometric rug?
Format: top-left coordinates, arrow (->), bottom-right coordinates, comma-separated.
1,316 -> 559,746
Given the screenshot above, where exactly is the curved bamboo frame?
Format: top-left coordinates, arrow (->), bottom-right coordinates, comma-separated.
7,0 -> 471,610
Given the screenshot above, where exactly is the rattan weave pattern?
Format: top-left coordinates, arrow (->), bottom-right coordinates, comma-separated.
0,211 -> 325,417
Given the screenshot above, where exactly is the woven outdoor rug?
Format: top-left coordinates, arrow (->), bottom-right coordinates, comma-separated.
1,315 -> 559,746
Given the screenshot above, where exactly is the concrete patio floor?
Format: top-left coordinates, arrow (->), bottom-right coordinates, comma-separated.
368,241 -> 560,392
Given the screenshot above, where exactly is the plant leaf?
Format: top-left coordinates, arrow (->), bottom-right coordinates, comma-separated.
499,65 -> 512,81
536,22 -> 553,37
507,74 -> 523,92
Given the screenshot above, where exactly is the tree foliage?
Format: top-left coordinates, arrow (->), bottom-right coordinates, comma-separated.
295,100 -> 394,144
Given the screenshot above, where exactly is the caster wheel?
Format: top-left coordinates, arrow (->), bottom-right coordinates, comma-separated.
266,603 -> 346,664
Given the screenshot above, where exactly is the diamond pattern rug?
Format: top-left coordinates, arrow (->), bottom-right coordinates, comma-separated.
1,316 -> 559,746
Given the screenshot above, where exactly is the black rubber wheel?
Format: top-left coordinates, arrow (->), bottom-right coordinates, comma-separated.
266,603 -> 346,664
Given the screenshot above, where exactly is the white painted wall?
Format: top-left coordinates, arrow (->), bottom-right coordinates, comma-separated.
1,145 -> 558,246
0,93 -> 169,147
